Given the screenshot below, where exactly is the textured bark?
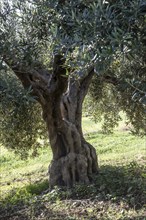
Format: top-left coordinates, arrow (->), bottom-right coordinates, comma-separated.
41,66 -> 98,187
5,54 -> 98,187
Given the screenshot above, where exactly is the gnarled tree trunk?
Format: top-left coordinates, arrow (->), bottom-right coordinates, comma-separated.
41,58 -> 98,187
5,54 -> 98,188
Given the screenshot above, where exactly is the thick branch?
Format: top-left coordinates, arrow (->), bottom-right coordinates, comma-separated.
75,67 -> 94,135
79,67 -> 95,100
3,54 -> 68,105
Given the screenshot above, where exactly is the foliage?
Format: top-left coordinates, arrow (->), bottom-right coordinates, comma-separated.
0,69 -> 47,158
85,0 -> 146,134
84,82 -> 122,134
83,0 -> 146,134
85,55 -> 146,134
0,0 -> 146,155
0,0 -> 145,69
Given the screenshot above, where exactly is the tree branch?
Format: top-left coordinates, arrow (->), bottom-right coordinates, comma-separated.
79,67 -> 95,100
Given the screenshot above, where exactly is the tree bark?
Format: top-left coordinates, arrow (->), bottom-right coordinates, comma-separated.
42,69 -> 98,187
4,54 -> 98,188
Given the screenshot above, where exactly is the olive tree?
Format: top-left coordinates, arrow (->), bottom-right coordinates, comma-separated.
85,55 -> 146,134
0,0 -> 145,187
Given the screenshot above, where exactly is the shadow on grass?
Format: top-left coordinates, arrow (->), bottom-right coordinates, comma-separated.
0,161 -> 145,219
67,161 -> 146,209
0,202 -> 68,220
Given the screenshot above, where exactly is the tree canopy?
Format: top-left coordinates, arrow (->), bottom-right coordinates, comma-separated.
0,0 -> 146,158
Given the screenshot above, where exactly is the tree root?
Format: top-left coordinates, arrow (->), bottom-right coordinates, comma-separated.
49,144 -> 98,188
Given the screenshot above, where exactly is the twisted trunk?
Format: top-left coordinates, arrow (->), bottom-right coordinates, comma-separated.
5,54 -> 98,187
42,74 -> 98,187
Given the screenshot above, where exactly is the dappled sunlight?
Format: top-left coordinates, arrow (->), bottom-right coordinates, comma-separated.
1,163 -> 145,219
0,118 -> 145,219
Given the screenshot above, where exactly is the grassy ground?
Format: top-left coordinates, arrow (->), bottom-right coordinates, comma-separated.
0,117 -> 146,219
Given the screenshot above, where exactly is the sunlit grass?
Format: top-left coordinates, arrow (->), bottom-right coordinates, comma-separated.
0,146 -> 51,195
83,117 -> 145,165
0,117 -> 145,200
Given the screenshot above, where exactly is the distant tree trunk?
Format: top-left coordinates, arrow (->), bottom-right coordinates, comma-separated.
41,59 -> 98,187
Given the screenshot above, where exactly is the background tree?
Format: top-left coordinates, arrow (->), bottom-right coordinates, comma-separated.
0,0 -> 145,187
85,54 -> 146,134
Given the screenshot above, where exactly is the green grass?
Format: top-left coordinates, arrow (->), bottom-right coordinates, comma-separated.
0,117 -> 146,219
